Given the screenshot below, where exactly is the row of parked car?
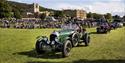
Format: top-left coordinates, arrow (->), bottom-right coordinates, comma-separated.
96,22 -> 124,33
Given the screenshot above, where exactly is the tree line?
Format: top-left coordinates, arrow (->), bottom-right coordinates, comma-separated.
87,12 -> 125,22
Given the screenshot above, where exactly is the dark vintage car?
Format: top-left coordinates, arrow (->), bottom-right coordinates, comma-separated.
96,23 -> 111,33
35,24 -> 90,57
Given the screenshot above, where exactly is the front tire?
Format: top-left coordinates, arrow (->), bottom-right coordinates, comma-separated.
35,40 -> 46,54
62,40 -> 72,57
72,33 -> 79,47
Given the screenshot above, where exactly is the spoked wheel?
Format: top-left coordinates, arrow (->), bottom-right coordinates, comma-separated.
62,40 -> 72,57
72,33 -> 79,47
84,34 -> 90,46
35,40 -> 46,54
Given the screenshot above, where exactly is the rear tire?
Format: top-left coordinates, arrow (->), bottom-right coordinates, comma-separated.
84,34 -> 90,46
96,28 -> 100,33
88,36 -> 90,43
62,40 -> 72,57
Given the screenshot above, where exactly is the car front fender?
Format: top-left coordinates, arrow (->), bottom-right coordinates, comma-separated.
36,36 -> 48,42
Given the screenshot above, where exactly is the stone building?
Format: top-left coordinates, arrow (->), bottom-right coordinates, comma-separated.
22,3 -> 50,19
63,9 -> 87,20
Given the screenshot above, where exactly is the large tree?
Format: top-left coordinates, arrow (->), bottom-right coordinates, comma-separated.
13,9 -> 22,19
104,13 -> 112,22
1,0 -> 6,2
40,13 -> 46,20
92,13 -> 102,19
112,15 -> 121,22
122,15 -> 125,22
87,12 -> 93,18
104,13 -> 112,19
0,1 -> 12,18
113,15 -> 121,20
54,11 -> 64,18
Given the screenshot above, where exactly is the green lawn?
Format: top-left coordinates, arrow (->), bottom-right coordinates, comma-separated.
0,27 -> 125,63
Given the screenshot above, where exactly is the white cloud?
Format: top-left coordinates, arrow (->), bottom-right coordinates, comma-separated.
88,1 -> 125,16
51,1 -> 125,16
9,0 -> 125,16
90,2 -> 125,13
50,3 -> 87,10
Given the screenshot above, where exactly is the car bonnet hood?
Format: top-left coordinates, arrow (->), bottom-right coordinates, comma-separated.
51,29 -> 75,36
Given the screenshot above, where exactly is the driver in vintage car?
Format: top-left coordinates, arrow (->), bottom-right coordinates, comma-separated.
77,24 -> 90,46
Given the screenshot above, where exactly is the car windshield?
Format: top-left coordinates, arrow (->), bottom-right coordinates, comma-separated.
61,23 -> 79,30
58,29 -> 74,33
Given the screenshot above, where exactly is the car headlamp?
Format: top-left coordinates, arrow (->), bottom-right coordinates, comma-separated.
51,41 -> 55,45
43,38 -> 48,41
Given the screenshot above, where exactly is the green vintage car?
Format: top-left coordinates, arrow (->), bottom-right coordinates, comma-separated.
35,25 -> 90,57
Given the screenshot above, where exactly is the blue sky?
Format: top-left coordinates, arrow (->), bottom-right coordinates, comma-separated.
9,0 -> 125,16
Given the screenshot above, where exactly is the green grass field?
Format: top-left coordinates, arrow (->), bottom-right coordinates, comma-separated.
0,27 -> 125,63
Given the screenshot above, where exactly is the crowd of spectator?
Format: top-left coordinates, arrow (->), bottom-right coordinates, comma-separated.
0,18 -> 98,29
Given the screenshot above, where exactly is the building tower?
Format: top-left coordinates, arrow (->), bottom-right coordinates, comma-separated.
33,3 -> 39,13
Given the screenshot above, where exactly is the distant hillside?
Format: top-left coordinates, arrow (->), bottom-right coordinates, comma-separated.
7,1 -> 55,12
